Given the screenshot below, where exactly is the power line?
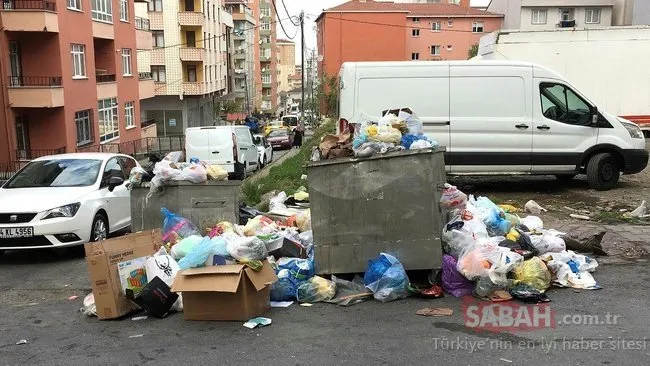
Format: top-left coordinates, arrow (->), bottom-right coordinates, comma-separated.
271,0 -> 299,40
331,16 -> 497,34
278,0 -> 300,27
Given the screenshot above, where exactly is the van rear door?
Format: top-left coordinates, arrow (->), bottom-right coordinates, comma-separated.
208,128 -> 236,169
185,128 -> 212,163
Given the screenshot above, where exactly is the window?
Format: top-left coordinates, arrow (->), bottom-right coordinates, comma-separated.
92,0 -> 113,22
412,29 -> 420,37
119,0 -> 128,21
261,20 -> 270,31
431,45 -> 441,56
411,53 -> 419,60
75,110 -> 93,146
98,97 -> 119,142
119,157 -> 137,177
262,74 -> 271,83
184,0 -> 194,11
68,0 -> 81,11
560,8 -> 574,21
101,158 -> 125,187
586,8 -> 601,24
187,65 -> 197,82
71,44 -> 86,78
472,21 -> 484,33
261,7 -> 270,17
148,0 -> 162,11
151,66 -> 166,82
121,49 -> 132,76
153,31 -> 164,47
412,17 -> 420,22
531,9 -> 547,24
432,22 -> 441,31
447,45 -> 453,51
540,83 -> 593,126
186,31 -> 196,47
125,101 -> 135,128
447,19 -> 453,27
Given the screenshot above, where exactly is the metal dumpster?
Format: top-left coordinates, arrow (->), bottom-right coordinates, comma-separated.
130,181 -> 241,233
306,147 -> 446,275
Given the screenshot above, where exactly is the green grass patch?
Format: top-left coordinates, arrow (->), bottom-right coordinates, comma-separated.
241,121 -> 335,206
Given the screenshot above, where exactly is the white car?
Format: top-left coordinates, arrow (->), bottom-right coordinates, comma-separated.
0,153 -> 139,252
254,134 -> 274,168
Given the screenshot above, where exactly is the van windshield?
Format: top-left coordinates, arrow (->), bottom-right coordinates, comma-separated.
283,117 -> 298,126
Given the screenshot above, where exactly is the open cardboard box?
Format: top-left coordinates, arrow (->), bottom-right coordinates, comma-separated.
172,261 -> 278,321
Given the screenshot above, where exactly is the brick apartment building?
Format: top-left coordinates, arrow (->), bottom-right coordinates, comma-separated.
0,0 -> 150,164
316,0 -> 503,78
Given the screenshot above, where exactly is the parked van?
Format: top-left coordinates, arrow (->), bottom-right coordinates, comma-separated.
185,126 -> 259,180
338,61 -> 648,190
282,115 -> 299,131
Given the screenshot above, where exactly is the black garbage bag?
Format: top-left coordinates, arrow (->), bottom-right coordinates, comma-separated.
239,204 -> 264,225
509,283 -> 551,304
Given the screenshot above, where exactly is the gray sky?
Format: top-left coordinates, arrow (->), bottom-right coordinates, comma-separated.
279,0 -> 491,64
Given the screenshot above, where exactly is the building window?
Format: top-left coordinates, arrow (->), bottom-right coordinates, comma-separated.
120,0 -> 128,22
98,97 -> 119,142
148,0 -> 162,11
261,20 -> 270,31
431,45 -> 441,56
412,29 -> 420,37
472,21 -> 484,33
412,17 -> 420,22
75,110 -> 93,146
531,9 -> 547,24
68,0 -> 81,11
261,7 -> 270,17
187,65 -> 197,82
447,45 -> 453,51
121,49 -> 132,76
560,8 -> 574,21
411,53 -> 419,60
125,101 -> 135,128
71,44 -> 86,79
153,31 -> 164,47
91,0 -> 113,23
262,74 -> 271,83
432,22 -> 441,31
447,19 -> 453,27
585,8 -> 601,24
151,66 -> 166,82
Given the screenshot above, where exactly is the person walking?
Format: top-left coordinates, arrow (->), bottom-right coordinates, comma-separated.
293,126 -> 304,149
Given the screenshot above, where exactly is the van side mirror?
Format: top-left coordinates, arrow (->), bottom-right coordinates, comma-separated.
108,176 -> 124,192
254,136 -> 261,144
590,106 -> 599,125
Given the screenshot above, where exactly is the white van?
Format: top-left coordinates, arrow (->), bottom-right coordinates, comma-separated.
185,126 -> 259,180
338,61 -> 648,190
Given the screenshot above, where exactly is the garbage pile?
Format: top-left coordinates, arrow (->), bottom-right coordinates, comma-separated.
440,183 -> 603,303
312,108 -> 439,161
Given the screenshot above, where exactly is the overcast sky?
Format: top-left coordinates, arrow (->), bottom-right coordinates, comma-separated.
279,0 -> 492,64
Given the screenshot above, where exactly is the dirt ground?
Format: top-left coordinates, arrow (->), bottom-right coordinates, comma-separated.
449,141 -> 650,227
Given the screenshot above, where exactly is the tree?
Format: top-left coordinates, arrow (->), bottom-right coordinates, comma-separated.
214,100 -> 241,120
467,44 -> 479,59
316,72 -> 339,117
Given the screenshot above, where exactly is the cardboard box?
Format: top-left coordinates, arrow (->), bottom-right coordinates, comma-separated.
269,237 -> 307,259
172,261 -> 278,321
85,230 -> 162,320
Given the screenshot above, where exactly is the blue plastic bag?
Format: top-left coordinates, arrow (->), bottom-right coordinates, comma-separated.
270,257 -> 316,301
363,253 -> 410,302
178,236 -> 221,270
270,270 -> 299,301
484,209 -> 511,236
161,208 -> 200,243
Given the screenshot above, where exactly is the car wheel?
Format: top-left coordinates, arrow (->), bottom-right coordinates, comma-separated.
555,174 -> 576,182
91,213 -> 108,242
586,152 -> 620,191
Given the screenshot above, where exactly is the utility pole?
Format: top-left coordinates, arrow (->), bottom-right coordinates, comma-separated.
300,10 -> 305,128
244,72 -> 250,116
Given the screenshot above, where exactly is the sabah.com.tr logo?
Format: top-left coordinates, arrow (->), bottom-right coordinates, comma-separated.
462,297 -> 556,332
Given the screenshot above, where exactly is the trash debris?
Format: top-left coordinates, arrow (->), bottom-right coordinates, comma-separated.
509,283 -> 551,303
243,317 -> 272,329
561,232 -> 608,256
541,250 -> 601,290
498,204 -> 520,213
297,276 -> 336,303
625,200 -> 647,218
270,301 -> 294,308
128,334 -> 144,338
512,257 -> 552,292
441,254 -> 475,297
408,284 -> 444,298
416,307 -> 454,317
300,303 -> 313,307
161,208 -> 200,245
524,200 -> 547,215
126,277 -> 179,319
500,358 -> 513,363
570,214 -> 591,220
131,316 -> 148,321
440,183 -> 468,211
79,293 -> 96,317
520,215 -> 544,231
68,295 -> 78,301
364,253 -> 410,302
15,339 -> 28,345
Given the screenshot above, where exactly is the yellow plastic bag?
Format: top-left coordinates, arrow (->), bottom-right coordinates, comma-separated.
373,127 -> 402,144
206,165 -> 228,181
498,204 -> 520,213
512,257 -> 552,292
296,209 -> 311,232
294,191 -> 309,202
506,228 -> 520,242
366,125 -> 378,137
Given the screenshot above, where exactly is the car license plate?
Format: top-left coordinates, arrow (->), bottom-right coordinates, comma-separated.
0,227 -> 34,238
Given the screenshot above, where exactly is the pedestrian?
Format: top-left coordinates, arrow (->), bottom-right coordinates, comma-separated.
293,126 -> 304,149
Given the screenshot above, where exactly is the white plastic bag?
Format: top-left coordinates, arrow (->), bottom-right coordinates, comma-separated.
175,164 -> 207,184
410,139 -> 433,149
457,242 -> 523,284
145,252 -> 183,311
530,231 -> 566,254
163,151 -> 183,163
521,215 -> 544,231
226,236 -> 268,261
440,183 -> 468,210
270,191 -> 288,211
542,250 -> 600,289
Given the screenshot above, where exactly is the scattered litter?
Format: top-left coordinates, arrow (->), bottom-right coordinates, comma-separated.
64,284 -> 72,287
563,206 -> 576,212
270,301 -> 294,308
500,358 -> 513,363
524,200 -> 547,214
243,317 -> 272,329
67,295 -> 78,301
570,214 -> 591,220
561,232 -> 607,256
15,339 -> 28,345
131,316 -> 148,321
128,334 -> 144,338
13,302 -> 39,308
300,303 -> 313,307
624,200 -> 647,218
79,293 -> 96,317
300,174 -> 307,180
416,307 -> 454,317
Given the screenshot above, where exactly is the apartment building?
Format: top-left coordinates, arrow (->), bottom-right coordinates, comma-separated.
134,3 -> 155,137
141,0 -> 233,136
226,0 -> 257,116
0,0 -> 149,163
316,0 -> 502,77
259,0 -> 278,114
277,39 -> 295,93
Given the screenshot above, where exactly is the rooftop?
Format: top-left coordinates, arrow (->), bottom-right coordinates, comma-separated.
318,0 -> 503,20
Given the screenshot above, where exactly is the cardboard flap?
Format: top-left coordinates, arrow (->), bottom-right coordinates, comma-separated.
244,262 -> 278,291
182,265 -> 245,276
171,269 -> 243,293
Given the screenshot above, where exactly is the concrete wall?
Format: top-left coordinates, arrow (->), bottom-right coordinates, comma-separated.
632,0 -> 650,25
487,0 -> 523,29
141,94 -> 215,135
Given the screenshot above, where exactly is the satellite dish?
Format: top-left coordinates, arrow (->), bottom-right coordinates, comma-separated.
317,55 -> 324,62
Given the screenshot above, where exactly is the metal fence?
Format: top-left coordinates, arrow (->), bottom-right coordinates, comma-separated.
2,0 -> 56,11
75,136 -> 184,160
15,147 -> 66,160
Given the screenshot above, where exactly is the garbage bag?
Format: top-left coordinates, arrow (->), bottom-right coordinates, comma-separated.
484,209 -> 511,236
243,215 -> 278,237
410,139 -> 434,149
373,127 -> 402,144
80,293 -> 97,317
298,230 -> 314,248
295,210 -> 312,232
512,257 -> 552,292
325,275 -> 372,306
457,243 -> 523,285
207,221 -> 237,238
352,134 -> 369,149
509,283 -> 551,303
364,253 -> 410,302
521,216 -> 544,231
161,208 -> 200,244
541,250 -> 600,289
270,270 -> 298,301
226,236 -> 268,261
530,231 -> 566,255
170,235 -> 203,260
276,257 -> 315,282
163,151 -> 183,163
440,183 -> 468,210
145,251 -> 183,311
441,254 -> 474,297
176,164 -> 207,184
296,276 -> 336,303
270,191 -> 288,211
177,236 -> 220,270
128,167 -> 148,189
206,165 -> 228,181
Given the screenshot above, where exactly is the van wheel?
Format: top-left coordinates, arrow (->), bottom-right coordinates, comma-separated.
555,174 -> 576,181
587,153 -> 620,191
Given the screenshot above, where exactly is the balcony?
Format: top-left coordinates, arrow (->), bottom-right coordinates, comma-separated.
178,12 -> 204,27
154,82 -> 167,95
96,73 -> 117,99
149,11 -> 163,30
559,20 -> 576,28
0,0 -> 59,33
92,20 -> 114,39
7,75 -> 64,108
179,47 -> 206,62
182,82 -> 205,95
234,51 -> 246,60
139,72 -> 154,100
150,48 -> 165,64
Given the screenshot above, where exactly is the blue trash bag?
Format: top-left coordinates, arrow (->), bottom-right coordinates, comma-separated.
484,209 -> 511,236
270,257 -> 316,301
276,257 -> 315,283
353,134 -> 369,149
161,208 -> 200,243
363,253 -> 410,302
178,236 -> 219,270
270,269 -> 298,301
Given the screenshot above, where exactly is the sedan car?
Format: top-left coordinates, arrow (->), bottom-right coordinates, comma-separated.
0,153 -> 139,252
264,121 -> 287,135
253,134 -> 274,168
267,129 -> 294,150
